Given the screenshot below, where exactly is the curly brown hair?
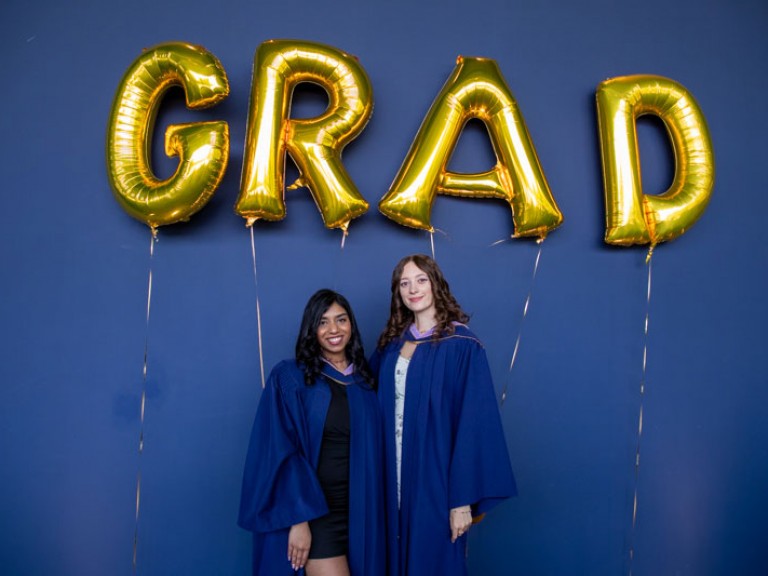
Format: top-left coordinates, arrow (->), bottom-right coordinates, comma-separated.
377,254 -> 469,349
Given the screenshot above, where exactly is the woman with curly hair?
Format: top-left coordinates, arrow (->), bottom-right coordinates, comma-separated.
373,255 -> 516,576
239,289 -> 384,576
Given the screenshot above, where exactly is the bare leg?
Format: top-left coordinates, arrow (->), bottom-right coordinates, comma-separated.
305,555 -> 350,576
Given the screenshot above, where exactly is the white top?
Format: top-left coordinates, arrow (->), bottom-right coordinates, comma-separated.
394,354 -> 410,507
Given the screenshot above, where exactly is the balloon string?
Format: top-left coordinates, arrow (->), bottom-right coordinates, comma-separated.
332,228 -> 349,292
249,226 -> 266,389
132,231 -> 156,574
628,253 -> 653,576
429,230 -> 436,261
500,239 -> 544,405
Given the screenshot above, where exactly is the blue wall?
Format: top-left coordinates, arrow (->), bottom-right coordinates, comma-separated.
1,1 -> 766,574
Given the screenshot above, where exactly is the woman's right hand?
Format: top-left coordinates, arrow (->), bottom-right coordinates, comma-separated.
288,521 -> 311,571
450,505 -> 473,542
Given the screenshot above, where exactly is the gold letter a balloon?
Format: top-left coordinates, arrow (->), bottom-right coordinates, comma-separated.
106,42 -> 230,231
379,56 -> 562,239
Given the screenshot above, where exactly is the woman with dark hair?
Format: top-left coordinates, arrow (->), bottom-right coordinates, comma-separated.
239,289 -> 385,576
373,255 -> 516,576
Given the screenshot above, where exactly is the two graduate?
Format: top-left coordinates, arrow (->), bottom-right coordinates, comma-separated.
239,255 -> 517,576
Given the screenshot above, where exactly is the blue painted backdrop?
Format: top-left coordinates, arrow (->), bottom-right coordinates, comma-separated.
1,1 -> 766,574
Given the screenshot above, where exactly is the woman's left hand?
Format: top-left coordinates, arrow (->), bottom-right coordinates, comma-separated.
450,505 -> 472,542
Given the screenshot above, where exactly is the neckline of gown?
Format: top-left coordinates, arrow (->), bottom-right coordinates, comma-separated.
402,322 -> 471,344
321,363 -> 358,386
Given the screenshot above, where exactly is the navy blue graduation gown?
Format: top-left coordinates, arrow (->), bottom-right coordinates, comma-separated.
238,360 -> 385,576
373,325 -> 516,576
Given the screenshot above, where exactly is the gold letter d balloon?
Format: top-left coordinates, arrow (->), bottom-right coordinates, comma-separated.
596,75 -> 715,247
106,42 -> 230,231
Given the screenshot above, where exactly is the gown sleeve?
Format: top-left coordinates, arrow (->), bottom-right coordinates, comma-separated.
447,338 -> 517,515
238,362 -> 328,533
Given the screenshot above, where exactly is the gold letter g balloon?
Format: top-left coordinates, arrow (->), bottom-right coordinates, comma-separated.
106,42 -> 230,230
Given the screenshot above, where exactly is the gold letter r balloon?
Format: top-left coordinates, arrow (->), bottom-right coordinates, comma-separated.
106,42 -> 230,231
596,75 -> 715,246
236,40 -> 373,231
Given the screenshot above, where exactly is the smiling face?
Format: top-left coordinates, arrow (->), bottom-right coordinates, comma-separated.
398,260 -> 436,318
316,301 -> 352,363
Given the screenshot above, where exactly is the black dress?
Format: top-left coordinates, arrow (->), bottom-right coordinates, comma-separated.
308,380 -> 350,558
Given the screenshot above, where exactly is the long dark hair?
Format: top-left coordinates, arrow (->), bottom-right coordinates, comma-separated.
295,289 -> 374,388
377,254 -> 469,349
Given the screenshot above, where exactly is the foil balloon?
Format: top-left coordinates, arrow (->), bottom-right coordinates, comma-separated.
596,75 -> 715,246
236,39 -> 373,231
378,55 -> 562,239
106,42 -> 230,230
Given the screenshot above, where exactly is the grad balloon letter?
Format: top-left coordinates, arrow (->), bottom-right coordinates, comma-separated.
379,56 -> 563,238
106,42 -> 230,231
596,75 -> 715,246
236,40 -> 373,231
